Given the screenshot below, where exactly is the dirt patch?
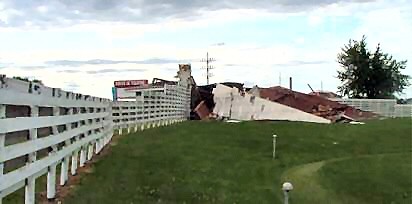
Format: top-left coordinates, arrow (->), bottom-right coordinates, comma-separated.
38,133 -> 122,204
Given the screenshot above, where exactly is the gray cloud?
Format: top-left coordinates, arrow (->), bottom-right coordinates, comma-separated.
243,81 -> 256,87
0,61 -> 13,69
65,82 -> 80,88
274,60 -> 330,66
57,69 -> 82,73
46,58 -> 190,67
19,65 -> 49,69
212,42 -> 225,46
86,68 -> 146,74
220,61 -> 329,68
64,82 -> 80,91
1,0 -> 375,27
224,63 -> 240,67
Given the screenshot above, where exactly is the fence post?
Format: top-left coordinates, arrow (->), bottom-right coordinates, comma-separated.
60,107 -> 73,186
71,108 -> 80,175
99,138 -> 104,153
0,105 -> 6,204
79,145 -> 86,167
87,142 -> 93,161
71,145 -> 79,175
47,107 -> 60,200
24,105 -> 39,204
80,112 -> 88,166
86,109 -> 95,161
95,138 -> 101,154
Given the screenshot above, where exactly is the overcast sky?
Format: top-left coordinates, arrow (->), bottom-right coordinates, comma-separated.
0,0 -> 411,99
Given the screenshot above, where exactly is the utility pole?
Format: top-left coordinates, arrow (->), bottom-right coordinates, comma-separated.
201,52 -> 215,85
279,72 -> 282,86
321,81 -> 323,91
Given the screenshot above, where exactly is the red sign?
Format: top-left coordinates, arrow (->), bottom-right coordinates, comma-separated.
124,84 -> 149,91
114,80 -> 148,88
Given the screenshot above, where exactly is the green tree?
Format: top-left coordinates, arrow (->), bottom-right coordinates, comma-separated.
337,36 -> 410,98
12,76 -> 43,85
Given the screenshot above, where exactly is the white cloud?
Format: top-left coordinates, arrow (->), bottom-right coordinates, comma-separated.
295,37 -> 305,44
36,6 -> 48,13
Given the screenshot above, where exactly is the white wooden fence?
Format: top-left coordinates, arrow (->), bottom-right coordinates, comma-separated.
0,77 -> 190,204
112,84 -> 191,134
331,98 -> 412,117
394,104 -> 412,118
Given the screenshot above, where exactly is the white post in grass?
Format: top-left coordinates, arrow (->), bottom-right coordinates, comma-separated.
273,135 -> 277,159
282,182 -> 293,204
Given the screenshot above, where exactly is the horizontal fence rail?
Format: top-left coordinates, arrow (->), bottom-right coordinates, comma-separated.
112,84 -> 191,135
0,77 -> 191,204
394,104 -> 412,118
331,98 -> 411,117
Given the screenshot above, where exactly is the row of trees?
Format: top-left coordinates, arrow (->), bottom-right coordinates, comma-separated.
337,36 -> 410,99
12,76 -> 43,84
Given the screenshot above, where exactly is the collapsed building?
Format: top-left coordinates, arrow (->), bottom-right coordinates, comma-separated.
191,82 -> 243,119
192,83 -> 377,123
250,86 -> 377,122
213,84 -> 331,123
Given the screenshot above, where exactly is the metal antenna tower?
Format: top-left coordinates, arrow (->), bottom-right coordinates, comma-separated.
201,52 -> 215,85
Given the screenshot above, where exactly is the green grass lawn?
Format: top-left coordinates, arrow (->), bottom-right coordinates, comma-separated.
4,118 -> 412,203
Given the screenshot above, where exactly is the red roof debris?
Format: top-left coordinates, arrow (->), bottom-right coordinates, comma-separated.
194,101 -> 211,120
309,91 -> 341,99
258,86 -> 377,121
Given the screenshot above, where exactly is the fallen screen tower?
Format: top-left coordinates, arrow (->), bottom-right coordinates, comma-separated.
250,86 -> 377,122
207,84 -> 377,124
212,84 -> 331,123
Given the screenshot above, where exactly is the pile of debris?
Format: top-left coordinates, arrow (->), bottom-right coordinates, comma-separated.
253,86 -> 377,122
191,83 -> 378,123
191,82 -> 244,120
212,84 -> 331,123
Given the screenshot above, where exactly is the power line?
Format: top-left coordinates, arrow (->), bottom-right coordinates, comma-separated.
201,52 -> 215,85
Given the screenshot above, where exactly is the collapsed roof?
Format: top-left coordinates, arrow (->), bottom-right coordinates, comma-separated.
252,86 -> 377,121
213,84 -> 331,123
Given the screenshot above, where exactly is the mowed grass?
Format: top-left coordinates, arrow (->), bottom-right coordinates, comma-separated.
4,118 -> 410,203
318,153 -> 411,204
60,118 -> 411,204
